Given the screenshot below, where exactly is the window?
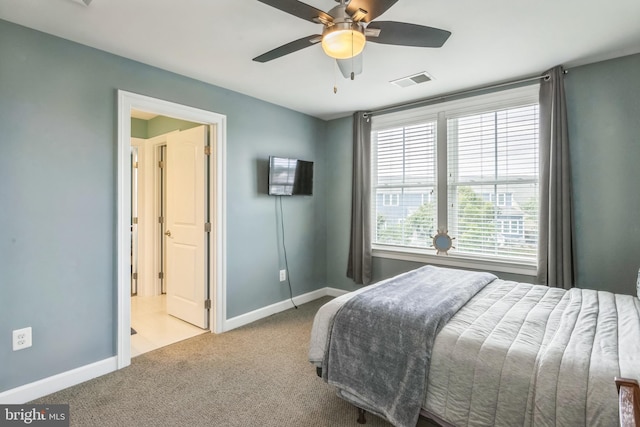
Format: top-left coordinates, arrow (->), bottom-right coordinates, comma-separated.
382,193 -> 400,206
373,123 -> 437,248
371,86 -> 539,273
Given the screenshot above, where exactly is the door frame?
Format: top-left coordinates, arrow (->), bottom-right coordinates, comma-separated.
117,90 -> 227,369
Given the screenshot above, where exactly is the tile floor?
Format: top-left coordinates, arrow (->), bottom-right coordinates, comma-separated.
130,294 -> 207,357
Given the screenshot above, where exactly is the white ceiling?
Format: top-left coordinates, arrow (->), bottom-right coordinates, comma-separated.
1,0 -> 639,120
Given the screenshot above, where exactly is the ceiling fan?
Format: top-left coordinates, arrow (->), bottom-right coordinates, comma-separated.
252,0 -> 451,80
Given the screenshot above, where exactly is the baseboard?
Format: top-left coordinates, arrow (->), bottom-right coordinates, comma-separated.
223,286 -> 348,331
326,287 -> 349,297
0,357 -> 118,404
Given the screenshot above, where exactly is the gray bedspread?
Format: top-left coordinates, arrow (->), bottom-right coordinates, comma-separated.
424,279 -> 640,426
322,265 -> 496,427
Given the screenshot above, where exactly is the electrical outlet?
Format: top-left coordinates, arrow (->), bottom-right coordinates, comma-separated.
13,327 -> 32,351
279,269 -> 287,282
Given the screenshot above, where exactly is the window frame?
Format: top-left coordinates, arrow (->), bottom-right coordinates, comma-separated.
370,85 -> 540,277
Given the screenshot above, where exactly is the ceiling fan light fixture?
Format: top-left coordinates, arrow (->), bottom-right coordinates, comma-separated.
321,24 -> 366,59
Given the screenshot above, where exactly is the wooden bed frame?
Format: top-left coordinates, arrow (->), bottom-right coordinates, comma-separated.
616,378 -> 640,427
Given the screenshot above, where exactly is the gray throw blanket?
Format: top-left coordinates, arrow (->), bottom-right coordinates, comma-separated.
322,265 -> 496,427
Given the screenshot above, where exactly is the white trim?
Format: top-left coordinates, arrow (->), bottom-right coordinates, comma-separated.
223,287 -> 347,331
371,85 -> 539,130
117,90 -> 227,371
211,122 -> 227,334
149,134 -> 175,296
116,92 -> 132,368
372,247 -> 538,277
326,287 -> 349,297
0,357 -> 117,404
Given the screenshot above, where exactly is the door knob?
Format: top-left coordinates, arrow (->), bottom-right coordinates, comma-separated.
164,230 -> 172,237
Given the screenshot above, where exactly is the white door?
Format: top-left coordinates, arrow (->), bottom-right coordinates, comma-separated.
165,126 -> 208,328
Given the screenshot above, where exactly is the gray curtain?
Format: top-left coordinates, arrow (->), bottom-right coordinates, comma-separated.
538,66 -> 574,289
347,111 -> 372,285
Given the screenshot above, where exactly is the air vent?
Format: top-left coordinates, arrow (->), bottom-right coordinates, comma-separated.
390,72 -> 433,88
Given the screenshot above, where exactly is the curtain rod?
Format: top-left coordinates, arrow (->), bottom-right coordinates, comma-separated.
365,69 -> 568,118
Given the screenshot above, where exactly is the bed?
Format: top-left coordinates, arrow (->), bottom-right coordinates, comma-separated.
308,265 -> 640,427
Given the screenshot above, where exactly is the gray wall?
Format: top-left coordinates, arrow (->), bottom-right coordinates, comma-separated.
325,53 -> 640,296
324,117 -> 357,290
0,19 -> 326,392
566,54 -> 640,295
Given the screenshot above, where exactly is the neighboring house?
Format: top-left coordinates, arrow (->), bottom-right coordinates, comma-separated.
480,192 -> 531,244
376,190 -> 435,224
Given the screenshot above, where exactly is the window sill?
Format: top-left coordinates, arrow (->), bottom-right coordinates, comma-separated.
372,246 -> 538,277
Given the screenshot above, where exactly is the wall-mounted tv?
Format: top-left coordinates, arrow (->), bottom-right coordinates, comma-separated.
268,156 -> 313,196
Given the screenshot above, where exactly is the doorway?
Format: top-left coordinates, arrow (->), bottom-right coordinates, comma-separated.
130,124 -> 210,356
117,91 -> 227,369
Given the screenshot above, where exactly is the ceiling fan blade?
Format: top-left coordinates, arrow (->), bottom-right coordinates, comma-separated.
336,54 -> 363,79
256,0 -> 333,24
346,0 -> 399,23
366,21 -> 451,47
253,35 -> 322,62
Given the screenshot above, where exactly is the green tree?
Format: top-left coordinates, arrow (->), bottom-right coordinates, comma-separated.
520,197 -> 539,246
457,187 -> 496,251
376,214 -> 403,244
406,202 -> 436,245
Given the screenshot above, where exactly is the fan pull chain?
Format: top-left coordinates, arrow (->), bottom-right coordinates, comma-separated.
333,60 -> 338,94
351,31 -> 355,81
350,55 -> 354,80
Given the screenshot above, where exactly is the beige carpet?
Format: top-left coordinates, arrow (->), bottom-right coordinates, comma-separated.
33,297 -> 436,427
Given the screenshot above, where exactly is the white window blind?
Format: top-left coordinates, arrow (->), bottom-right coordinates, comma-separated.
447,105 -> 539,262
371,85 -> 540,269
373,122 -> 437,248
